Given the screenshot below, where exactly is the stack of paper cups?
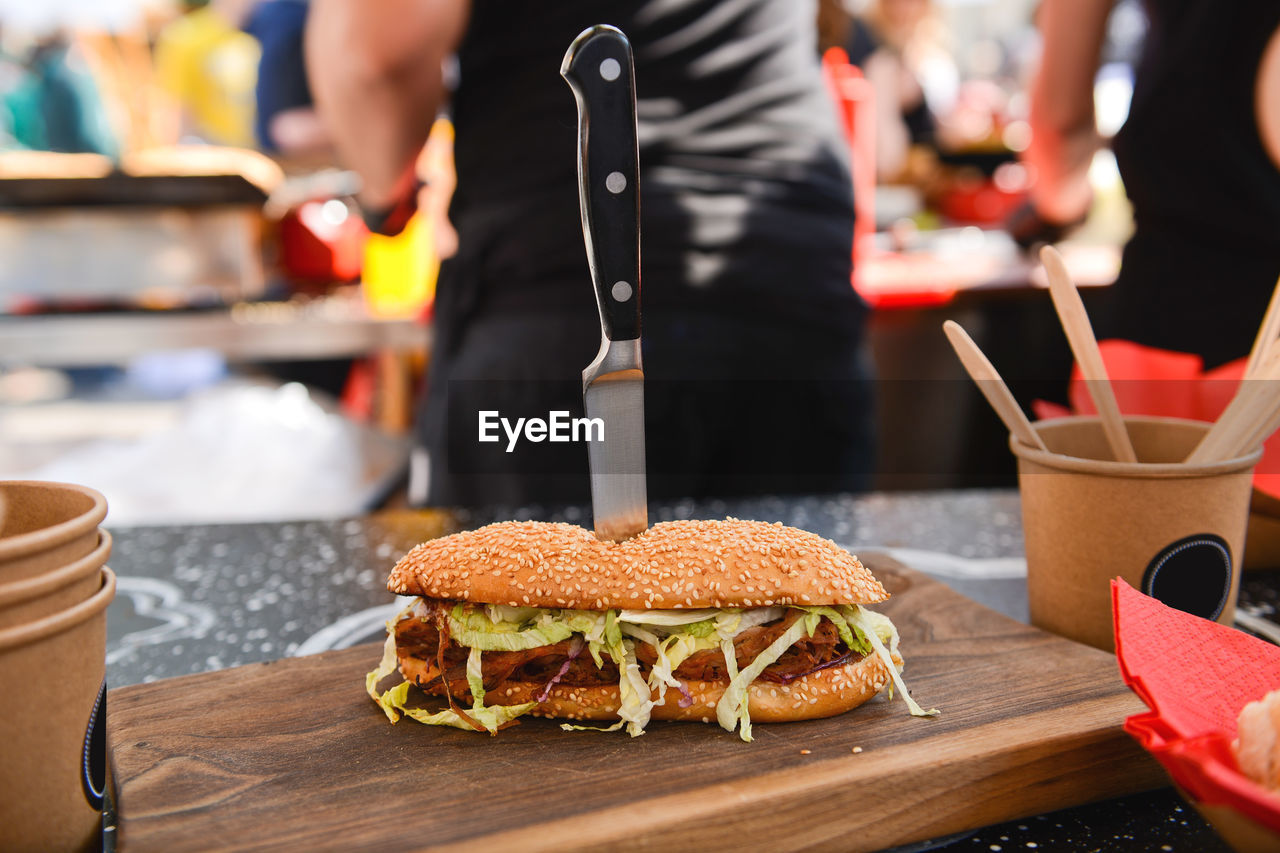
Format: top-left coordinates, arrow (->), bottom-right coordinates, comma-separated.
0,481 -> 115,852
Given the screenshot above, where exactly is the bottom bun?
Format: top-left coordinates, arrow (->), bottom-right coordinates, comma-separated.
480,652 -> 899,724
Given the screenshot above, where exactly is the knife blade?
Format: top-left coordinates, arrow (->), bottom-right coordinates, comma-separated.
561,25 -> 648,542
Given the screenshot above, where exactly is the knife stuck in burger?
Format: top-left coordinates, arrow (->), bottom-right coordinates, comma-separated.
366,519 -> 937,741
564,24 -> 648,543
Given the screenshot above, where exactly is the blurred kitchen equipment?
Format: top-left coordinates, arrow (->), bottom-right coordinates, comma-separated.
1041,245 -> 1137,462
0,147 -> 280,311
563,25 -> 647,542
1,382 -> 407,526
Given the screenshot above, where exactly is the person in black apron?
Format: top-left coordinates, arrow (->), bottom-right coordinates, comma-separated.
308,0 -> 875,508
1023,0 -> 1280,370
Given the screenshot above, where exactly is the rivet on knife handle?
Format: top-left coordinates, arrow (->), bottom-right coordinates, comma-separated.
561,24 -> 641,344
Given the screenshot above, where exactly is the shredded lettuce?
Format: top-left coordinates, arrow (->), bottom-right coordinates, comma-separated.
617,608 -> 722,626
447,603 -> 575,651
380,681 -> 538,732
714,611 -> 742,640
561,610 -> 610,666
619,623 -> 662,649
716,617 -> 818,741
653,632 -> 719,690
717,635 -> 751,739
484,604 -> 539,624
604,609 -> 622,647
366,626 -> 403,723
466,646 -> 486,706
682,618 -> 717,638
841,604 -> 938,718
793,605 -> 859,649
366,595 -> 936,741
626,625 -> 721,707
366,604 -> 423,723
611,637 -> 655,736
715,607 -> 786,641
365,605 -> 540,734
561,719 -> 625,733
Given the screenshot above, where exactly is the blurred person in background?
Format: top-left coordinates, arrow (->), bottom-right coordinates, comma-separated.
844,0 -> 957,181
1023,0 -> 1280,368
308,0 -> 875,509
0,35 -> 22,149
242,0 -> 333,161
153,0 -> 259,148
3,32 -> 117,155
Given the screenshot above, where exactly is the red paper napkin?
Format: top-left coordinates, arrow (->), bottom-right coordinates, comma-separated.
1031,340 -> 1280,499
1112,579 -> 1280,833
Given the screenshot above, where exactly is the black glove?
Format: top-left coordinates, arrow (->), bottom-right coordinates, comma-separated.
1005,199 -> 1087,251
359,179 -> 425,237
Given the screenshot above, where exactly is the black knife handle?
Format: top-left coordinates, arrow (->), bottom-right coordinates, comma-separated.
561,25 -> 641,343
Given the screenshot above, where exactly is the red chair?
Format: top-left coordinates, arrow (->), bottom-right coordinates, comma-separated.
821,47 -> 876,291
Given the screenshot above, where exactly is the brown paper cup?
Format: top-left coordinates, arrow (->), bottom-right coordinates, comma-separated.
0,530 -> 112,629
0,481 -> 107,585
0,567 -> 115,853
1012,416 -> 1261,652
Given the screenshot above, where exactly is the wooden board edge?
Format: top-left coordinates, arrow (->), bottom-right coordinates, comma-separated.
422,695 -> 1169,853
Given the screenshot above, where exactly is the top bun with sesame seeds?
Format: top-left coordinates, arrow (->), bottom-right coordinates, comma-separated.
387,518 -> 889,610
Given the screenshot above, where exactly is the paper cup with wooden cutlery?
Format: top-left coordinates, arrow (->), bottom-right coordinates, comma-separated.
946,247 -> 1276,652
1011,415 -> 1260,652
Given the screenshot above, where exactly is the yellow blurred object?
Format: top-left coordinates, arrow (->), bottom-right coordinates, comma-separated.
363,118 -> 455,320
362,211 -> 437,319
153,6 -> 259,149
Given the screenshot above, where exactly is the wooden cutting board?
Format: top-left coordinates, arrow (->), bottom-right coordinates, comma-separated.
107,555 -> 1168,852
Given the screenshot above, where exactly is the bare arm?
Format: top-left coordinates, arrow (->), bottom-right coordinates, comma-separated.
1258,22 -> 1280,169
864,50 -> 912,181
1025,0 -> 1114,224
305,0 -> 469,209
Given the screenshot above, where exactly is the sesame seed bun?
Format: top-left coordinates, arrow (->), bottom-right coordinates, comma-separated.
387,519 -> 888,610
1236,689 -> 1280,790
402,649 -> 900,725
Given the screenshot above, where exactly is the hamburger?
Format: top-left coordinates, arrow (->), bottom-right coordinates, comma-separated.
366,519 -> 935,741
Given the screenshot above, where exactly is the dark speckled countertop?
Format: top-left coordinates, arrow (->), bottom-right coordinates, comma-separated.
103,488 -> 1278,852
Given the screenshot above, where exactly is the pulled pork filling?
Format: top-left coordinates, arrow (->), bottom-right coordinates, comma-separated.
394,598 -> 861,704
